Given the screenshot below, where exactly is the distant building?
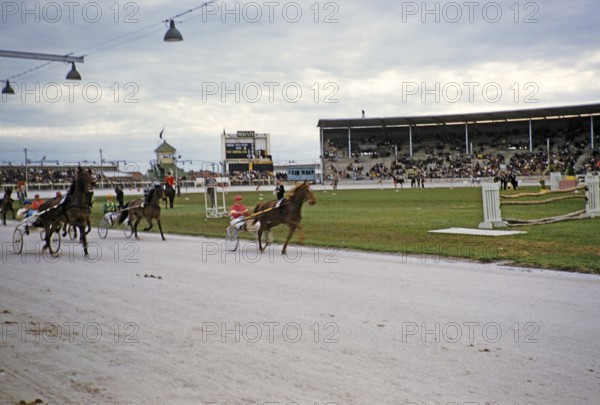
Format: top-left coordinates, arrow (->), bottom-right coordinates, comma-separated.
274,162 -> 320,183
222,130 -> 273,174
152,141 -> 185,180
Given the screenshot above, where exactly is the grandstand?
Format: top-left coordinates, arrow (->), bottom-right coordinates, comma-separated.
317,103 -> 600,182
0,161 -> 144,192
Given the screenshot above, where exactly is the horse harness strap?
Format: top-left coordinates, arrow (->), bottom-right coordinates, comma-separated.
243,199 -> 288,221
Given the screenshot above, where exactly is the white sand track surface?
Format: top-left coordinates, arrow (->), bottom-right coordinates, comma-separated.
0,222 -> 599,405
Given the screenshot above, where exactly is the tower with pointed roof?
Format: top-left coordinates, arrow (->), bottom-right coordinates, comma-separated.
153,141 -> 184,179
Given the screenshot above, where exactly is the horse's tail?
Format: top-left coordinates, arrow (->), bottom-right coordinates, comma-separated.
252,203 -> 264,224
117,202 -> 130,225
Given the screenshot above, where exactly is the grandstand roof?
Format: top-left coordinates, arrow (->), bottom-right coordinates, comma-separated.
317,102 -> 600,129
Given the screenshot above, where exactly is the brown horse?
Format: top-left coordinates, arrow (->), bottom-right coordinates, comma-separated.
252,181 -> 316,254
118,184 -> 166,240
1,187 -> 15,225
39,168 -> 95,256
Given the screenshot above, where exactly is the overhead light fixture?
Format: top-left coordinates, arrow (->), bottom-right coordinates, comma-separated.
164,20 -> 183,42
2,80 -> 15,95
66,62 -> 81,80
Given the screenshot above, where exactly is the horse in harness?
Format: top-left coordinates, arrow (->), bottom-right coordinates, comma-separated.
38,168 -> 95,256
117,184 -> 167,240
251,181 -> 316,255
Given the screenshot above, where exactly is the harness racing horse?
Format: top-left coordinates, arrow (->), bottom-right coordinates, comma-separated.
1,187 -> 15,225
118,184 -> 166,240
252,181 -> 316,254
164,183 -> 175,209
39,168 -> 95,256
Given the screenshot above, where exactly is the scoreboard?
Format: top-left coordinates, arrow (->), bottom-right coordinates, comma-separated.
225,142 -> 253,159
222,130 -> 273,173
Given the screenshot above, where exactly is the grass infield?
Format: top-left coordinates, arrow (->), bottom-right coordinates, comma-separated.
93,186 -> 600,274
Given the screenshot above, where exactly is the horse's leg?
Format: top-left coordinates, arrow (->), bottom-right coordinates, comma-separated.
257,225 -> 264,252
281,224 -> 298,255
157,217 -> 166,241
142,216 -> 153,232
79,224 -> 88,256
170,196 -> 174,209
296,224 -> 305,245
133,216 -> 142,239
42,222 -> 52,254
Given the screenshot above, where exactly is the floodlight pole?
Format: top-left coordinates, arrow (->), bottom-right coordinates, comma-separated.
591,116 -> 595,150
465,123 -> 469,155
529,119 -> 533,152
99,149 -> 104,188
409,126 -> 413,157
24,148 -> 28,194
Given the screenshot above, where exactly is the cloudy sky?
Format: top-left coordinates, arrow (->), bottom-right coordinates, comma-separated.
1,0 -> 599,172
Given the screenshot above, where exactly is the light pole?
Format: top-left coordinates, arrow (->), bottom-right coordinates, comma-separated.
24,148 -> 28,195
99,148 -> 104,188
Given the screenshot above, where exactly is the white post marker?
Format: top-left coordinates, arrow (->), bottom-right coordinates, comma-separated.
479,182 -> 506,229
204,179 -> 228,219
550,172 -> 562,192
585,174 -> 600,217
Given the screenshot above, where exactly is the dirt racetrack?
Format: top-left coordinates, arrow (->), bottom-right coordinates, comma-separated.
1,222 -> 599,404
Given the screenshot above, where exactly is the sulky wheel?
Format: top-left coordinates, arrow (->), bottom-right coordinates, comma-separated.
98,218 -> 109,239
123,221 -> 134,239
12,228 -> 24,254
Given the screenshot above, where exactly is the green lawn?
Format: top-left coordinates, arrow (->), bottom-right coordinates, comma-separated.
93,187 -> 600,273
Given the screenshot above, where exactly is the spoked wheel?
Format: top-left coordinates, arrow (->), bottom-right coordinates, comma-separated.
98,218 -> 109,239
48,231 -> 61,254
225,227 -> 239,252
12,228 -> 24,254
68,225 -> 77,240
123,221 -> 134,239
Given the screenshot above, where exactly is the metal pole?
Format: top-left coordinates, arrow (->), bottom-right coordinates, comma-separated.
591,116 -> 595,150
99,148 -> 103,188
409,126 -> 413,157
465,122 -> 469,155
347,127 -> 352,159
547,138 -> 550,164
24,148 -> 28,195
319,127 -> 324,184
529,119 -> 533,152
0,49 -> 84,63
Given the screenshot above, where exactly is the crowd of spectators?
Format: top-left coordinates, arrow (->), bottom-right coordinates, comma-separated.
0,166 -> 85,185
228,170 -> 270,184
326,140 -> 598,182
